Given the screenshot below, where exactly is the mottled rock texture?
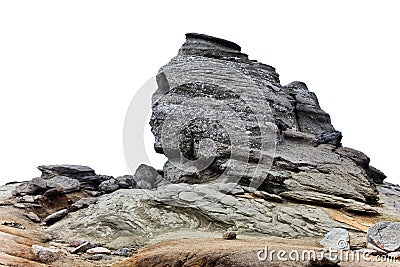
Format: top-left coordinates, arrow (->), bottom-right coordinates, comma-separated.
150,33 -> 383,212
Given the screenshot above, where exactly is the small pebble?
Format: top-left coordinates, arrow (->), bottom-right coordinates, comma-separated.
223,231 -> 237,240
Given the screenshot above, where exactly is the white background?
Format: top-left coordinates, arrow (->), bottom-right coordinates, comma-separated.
0,1 -> 399,184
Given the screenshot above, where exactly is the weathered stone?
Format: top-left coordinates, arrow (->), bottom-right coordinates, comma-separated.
136,180 -> 153,190
38,164 -> 108,190
21,195 -> 35,203
38,164 -> 96,178
13,177 -> 47,196
113,247 -> 131,257
253,190 -> 283,203
44,209 -> 68,225
366,243 -> 388,255
91,254 -> 111,260
98,178 -> 120,193
116,175 -> 135,189
46,176 -> 80,193
2,220 -> 25,229
32,245 -> 59,263
43,187 -> 64,197
46,185 -> 346,248
71,241 -> 95,254
216,182 -> 244,195
69,240 -> 88,247
367,222 -> 400,252
13,203 -> 27,209
149,33 -> 383,212
69,197 -> 97,212
133,164 -> 162,189
376,183 -> 400,212
319,228 -> 350,250
86,247 -> 111,255
26,212 -> 41,223
222,231 -> 237,240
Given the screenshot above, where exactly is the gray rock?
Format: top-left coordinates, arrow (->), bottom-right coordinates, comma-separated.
21,195 -> 35,203
98,178 -> 120,193
366,243 -> 388,255
116,175 -> 135,189
320,228 -> 350,250
38,164 -> 96,178
26,212 -> 41,223
13,203 -> 27,209
46,176 -> 80,193
69,240 -> 88,247
253,190 -> 283,203
149,33 -> 383,212
216,182 -> 244,195
2,220 -> 25,229
113,247 -> 130,257
86,247 -> 111,254
136,180 -> 153,190
367,222 -> 400,252
69,197 -> 97,212
91,254 -> 111,260
43,187 -> 64,197
71,241 -> 95,254
38,164 -> 108,190
377,183 -> 400,212
133,164 -> 162,189
32,245 -> 59,263
223,231 -> 237,240
44,209 -> 68,225
46,185 -> 346,248
13,177 -> 47,196
178,191 -> 203,202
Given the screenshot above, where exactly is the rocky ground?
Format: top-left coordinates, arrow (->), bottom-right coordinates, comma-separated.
0,165 -> 399,266
1,33 -> 399,266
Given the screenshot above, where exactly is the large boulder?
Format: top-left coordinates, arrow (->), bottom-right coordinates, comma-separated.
367,222 -> 400,252
133,164 -> 162,189
149,33 -> 383,211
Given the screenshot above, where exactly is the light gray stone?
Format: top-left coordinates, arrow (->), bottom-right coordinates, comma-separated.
367,222 -> 400,252
44,209 -> 68,225
32,245 -> 59,263
26,212 -> 41,223
320,228 -> 350,250
71,241 -> 95,254
86,247 -> 111,255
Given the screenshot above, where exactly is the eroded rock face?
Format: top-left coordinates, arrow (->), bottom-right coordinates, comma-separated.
46,185 -> 348,248
367,222 -> 400,252
149,33 -> 383,211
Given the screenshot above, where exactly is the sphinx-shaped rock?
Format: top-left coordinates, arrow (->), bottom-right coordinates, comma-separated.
150,33 -> 383,212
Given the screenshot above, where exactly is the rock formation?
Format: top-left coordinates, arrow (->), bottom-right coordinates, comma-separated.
150,33 -> 383,213
0,33 -> 399,266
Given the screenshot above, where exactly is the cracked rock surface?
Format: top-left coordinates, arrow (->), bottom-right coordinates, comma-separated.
150,33 -> 383,212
